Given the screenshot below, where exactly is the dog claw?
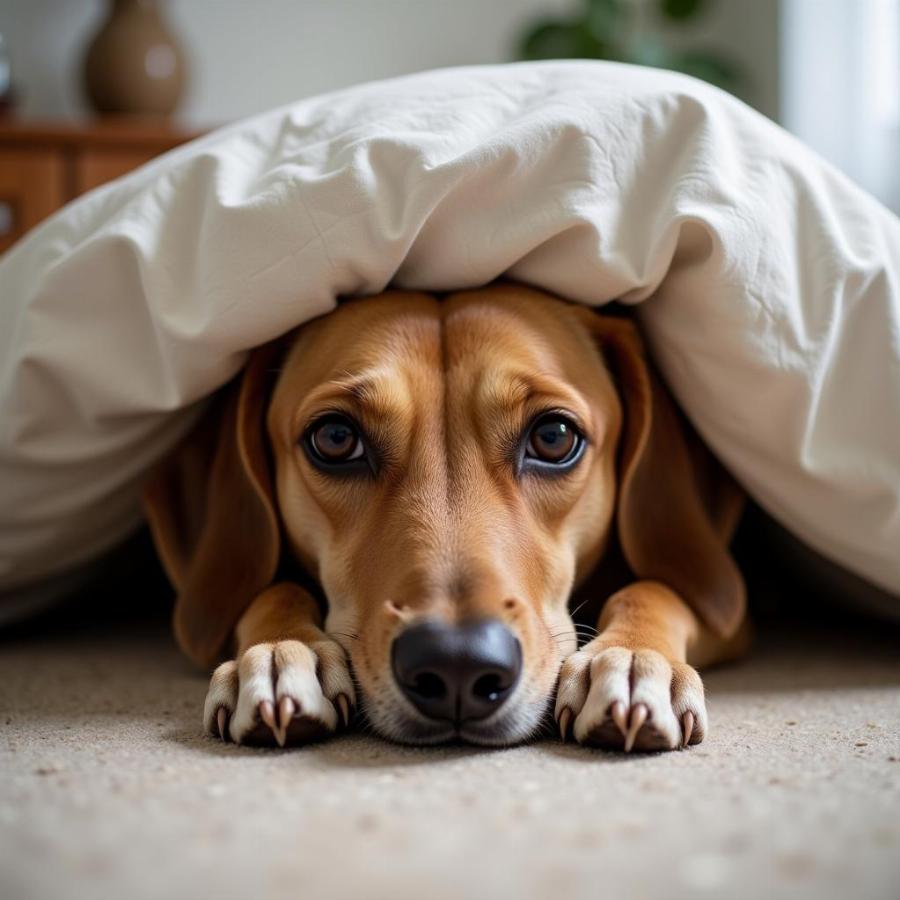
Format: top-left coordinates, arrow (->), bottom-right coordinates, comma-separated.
682,710 -> 694,747
336,694 -> 351,728
274,697 -> 296,747
216,707 -> 229,742
278,696 -> 296,728
610,701 -> 628,738
624,703 -> 648,753
259,700 -> 277,735
558,707 -> 571,742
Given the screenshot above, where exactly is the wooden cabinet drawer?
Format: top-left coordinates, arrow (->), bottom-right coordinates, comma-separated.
0,148 -> 66,253
75,148 -> 160,195
0,120 -> 204,252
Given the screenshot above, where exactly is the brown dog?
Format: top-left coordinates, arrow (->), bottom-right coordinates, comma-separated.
144,283 -> 749,752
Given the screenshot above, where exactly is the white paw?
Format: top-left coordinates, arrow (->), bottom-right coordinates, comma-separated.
555,644 -> 706,752
203,639 -> 355,746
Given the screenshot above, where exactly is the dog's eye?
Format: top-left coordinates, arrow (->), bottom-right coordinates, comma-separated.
525,415 -> 583,466
307,415 -> 364,464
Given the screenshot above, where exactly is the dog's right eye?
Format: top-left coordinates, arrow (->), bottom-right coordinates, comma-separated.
304,415 -> 366,468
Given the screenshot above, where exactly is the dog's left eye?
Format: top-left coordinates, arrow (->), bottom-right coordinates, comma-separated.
524,414 -> 584,467
305,415 -> 365,466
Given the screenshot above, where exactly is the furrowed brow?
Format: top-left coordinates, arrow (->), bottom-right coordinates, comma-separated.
481,371 -> 589,420
300,373 -> 408,427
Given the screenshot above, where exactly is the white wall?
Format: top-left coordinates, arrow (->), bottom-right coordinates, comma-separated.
0,0 -> 778,127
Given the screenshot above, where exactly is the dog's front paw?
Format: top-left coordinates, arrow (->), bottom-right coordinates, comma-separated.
203,639 -> 355,747
555,644 -> 705,752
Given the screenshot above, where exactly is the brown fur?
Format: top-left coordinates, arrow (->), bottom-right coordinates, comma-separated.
144,283 -> 748,750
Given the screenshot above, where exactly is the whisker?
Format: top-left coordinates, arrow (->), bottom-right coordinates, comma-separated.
568,594 -> 596,620
536,722 -> 553,740
552,634 -> 597,650
550,628 -> 599,640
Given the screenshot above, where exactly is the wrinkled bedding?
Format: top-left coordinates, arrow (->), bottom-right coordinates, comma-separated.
1,61 -> 898,604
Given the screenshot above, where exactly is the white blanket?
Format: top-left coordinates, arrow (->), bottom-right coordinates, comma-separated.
1,61 -> 898,602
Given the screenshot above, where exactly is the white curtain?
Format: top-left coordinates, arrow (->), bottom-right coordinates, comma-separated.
781,0 -> 900,213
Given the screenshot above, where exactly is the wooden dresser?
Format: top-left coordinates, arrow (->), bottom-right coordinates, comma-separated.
0,119 -> 203,253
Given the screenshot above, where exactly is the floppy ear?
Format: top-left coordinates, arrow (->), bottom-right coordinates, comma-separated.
574,308 -> 746,639
143,344 -> 282,668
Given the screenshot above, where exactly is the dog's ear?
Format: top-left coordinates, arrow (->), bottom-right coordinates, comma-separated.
143,344 -> 282,668
574,309 -> 746,638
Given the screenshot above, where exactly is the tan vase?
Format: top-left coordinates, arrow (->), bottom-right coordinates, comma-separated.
83,0 -> 187,116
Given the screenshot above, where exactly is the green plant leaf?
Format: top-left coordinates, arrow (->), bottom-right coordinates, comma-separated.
587,0 -> 628,39
660,0 -> 708,21
519,18 -> 612,60
513,0 -> 740,86
671,48 -> 742,90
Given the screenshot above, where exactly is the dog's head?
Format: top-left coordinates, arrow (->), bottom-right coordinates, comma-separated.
146,284 -> 742,744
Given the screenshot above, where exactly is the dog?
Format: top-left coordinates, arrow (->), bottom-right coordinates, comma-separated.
144,282 -> 750,752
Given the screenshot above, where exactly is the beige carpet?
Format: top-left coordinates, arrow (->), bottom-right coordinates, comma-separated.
1,610 -> 899,900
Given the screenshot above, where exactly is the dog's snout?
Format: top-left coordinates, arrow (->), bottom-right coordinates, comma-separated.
391,619 -> 522,724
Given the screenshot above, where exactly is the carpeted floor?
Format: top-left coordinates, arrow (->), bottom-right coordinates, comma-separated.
1,601 -> 899,900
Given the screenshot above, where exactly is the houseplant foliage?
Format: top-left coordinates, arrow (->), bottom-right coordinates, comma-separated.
517,0 -> 741,92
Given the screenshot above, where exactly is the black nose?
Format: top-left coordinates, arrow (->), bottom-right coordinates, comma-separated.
391,619 -> 522,724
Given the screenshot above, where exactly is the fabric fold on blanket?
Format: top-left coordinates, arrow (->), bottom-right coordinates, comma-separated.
1,61 -> 898,603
